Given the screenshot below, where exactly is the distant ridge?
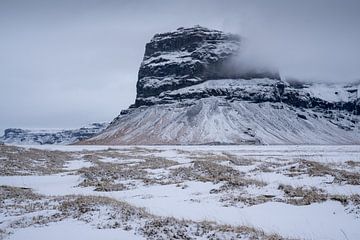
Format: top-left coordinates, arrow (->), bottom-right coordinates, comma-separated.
1,123 -> 108,145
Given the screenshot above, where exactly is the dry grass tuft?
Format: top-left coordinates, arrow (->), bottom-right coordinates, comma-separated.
278,184 -> 328,205
0,185 -> 41,201
0,145 -> 73,175
171,160 -> 265,189
293,160 -> 360,185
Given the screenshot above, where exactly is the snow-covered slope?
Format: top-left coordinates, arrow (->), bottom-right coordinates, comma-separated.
86,97 -> 359,145
82,26 -> 359,145
1,123 -> 108,145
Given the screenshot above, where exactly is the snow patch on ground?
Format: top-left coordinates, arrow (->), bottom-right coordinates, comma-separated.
6,219 -> 144,240
64,159 -> 93,170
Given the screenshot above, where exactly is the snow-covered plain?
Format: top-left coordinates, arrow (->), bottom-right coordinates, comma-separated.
1,144 -> 360,240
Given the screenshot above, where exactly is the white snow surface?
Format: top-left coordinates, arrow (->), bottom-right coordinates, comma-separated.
63,159 -> 93,170
304,83 -> 360,102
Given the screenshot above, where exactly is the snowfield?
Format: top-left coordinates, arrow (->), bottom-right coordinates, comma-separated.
0,144 -> 360,239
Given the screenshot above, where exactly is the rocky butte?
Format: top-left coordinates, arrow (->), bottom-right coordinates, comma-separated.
82,26 -> 360,145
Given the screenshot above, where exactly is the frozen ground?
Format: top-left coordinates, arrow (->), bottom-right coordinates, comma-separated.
0,144 -> 360,240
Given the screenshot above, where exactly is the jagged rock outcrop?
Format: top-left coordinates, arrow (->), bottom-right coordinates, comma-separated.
83,26 -> 360,145
1,123 -> 108,145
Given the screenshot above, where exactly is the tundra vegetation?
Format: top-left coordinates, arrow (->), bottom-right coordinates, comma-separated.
0,144 -> 359,239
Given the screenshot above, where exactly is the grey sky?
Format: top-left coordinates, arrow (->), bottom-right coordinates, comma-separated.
1,0 -> 360,134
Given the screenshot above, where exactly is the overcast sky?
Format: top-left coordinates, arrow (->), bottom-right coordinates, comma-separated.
1,0 -> 360,134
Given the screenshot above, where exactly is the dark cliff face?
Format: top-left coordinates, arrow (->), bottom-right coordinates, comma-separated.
136,26 -> 280,99
126,26 -> 359,115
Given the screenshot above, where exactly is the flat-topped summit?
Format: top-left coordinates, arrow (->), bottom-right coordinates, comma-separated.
135,26 -> 280,107
81,26 -> 359,145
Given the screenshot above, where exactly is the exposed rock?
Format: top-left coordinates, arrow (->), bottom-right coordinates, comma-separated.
135,25 -> 280,102
297,113 -> 307,120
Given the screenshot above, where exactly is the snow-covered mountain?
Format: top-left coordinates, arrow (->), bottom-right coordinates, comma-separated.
82,26 -> 360,145
1,123 -> 108,145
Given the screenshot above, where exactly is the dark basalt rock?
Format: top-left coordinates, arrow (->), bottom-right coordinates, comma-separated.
136,26 -> 280,100
297,113 -> 307,120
